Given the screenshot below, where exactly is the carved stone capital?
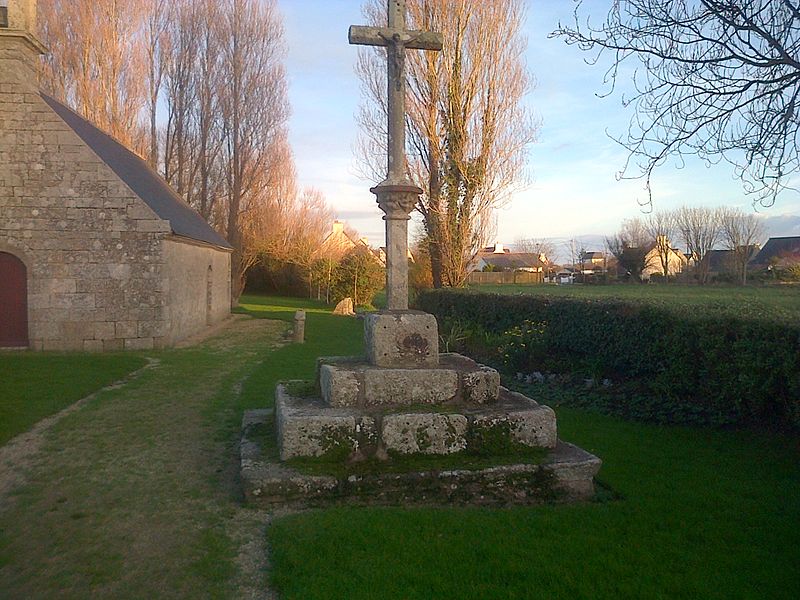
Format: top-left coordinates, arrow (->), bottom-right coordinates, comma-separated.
370,183 -> 422,220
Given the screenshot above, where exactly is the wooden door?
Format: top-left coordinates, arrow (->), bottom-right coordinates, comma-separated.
0,252 -> 29,347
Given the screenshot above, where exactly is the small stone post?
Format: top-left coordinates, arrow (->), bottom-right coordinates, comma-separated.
293,310 -> 306,344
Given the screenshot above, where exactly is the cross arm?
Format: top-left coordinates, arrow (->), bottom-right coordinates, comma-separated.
348,25 -> 443,51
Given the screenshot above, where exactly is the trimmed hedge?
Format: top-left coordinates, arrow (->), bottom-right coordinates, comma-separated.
417,289 -> 800,428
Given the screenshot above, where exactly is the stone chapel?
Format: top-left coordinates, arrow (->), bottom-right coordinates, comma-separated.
0,0 -> 233,351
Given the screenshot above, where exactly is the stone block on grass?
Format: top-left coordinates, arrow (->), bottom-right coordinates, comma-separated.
276,384 -> 377,460
319,363 -> 361,407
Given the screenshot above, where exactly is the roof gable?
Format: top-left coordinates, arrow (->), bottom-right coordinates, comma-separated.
40,93 -> 232,250
752,236 -> 800,265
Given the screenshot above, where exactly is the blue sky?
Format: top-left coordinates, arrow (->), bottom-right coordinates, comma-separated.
279,0 -> 800,251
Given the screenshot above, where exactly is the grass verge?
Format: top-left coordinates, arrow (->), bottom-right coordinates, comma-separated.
0,353 -> 146,445
0,311 -> 294,598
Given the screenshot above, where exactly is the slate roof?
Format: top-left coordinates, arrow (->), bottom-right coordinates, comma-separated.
41,93 -> 232,250
477,252 -> 544,270
700,246 -> 760,271
751,236 -> 800,266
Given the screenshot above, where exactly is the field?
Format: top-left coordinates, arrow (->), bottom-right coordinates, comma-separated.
468,282 -> 800,313
0,294 -> 798,599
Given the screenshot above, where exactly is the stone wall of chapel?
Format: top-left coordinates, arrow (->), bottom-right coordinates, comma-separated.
0,38 -> 172,351
161,238 -> 231,345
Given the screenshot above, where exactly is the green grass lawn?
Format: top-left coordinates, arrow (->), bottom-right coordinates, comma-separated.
269,409 -> 800,599
234,294 -> 365,412
0,353 -> 146,445
468,282 -> 800,314
1,295 -> 798,599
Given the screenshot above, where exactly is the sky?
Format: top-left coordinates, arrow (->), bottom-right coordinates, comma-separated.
278,0 -> 800,253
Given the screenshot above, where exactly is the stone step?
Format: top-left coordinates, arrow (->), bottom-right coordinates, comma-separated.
242,406 -> 602,507
317,352 -> 501,407
275,383 -> 556,461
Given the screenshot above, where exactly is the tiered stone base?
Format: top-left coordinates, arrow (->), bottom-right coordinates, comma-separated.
277,382 -> 557,460
239,310 -> 602,507
241,409 -> 602,508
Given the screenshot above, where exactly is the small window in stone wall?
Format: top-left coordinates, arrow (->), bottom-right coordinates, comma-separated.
206,265 -> 213,326
0,1 -> 8,29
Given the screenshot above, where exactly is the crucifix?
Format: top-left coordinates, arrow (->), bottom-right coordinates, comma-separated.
349,0 -> 443,311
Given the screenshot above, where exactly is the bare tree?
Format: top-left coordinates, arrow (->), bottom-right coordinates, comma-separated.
356,0 -> 538,287
143,0 -> 170,167
218,0 -> 290,302
193,0 -> 225,223
607,217 -> 655,280
563,238 -> 581,272
163,0 -> 200,196
675,206 -> 721,284
719,207 -> 766,284
40,0 -> 148,152
514,237 -> 556,264
645,211 -> 678,279
553,1 -> 800,207
239,139 -> 296,273
40,0 -> 296,302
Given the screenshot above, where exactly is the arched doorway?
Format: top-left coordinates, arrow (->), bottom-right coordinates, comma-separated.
0,252 -> 29,347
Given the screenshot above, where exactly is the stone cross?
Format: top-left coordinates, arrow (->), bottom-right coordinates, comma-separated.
349,0 -> 442,311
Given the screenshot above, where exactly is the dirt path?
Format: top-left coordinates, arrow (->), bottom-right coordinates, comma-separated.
0,316 -> 287,599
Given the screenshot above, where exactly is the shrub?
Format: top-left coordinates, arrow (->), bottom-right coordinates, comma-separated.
417,289 -> 800,428
329,247 -> 385,307
778,263 -> 800,282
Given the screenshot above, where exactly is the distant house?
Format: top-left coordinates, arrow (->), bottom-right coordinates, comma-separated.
702,249 -> 736,278
751,236 -> 800,270
316,221 -> 372,261
375,246 -> 415,267
316,221 -> 410,267
641,237 -> 688,280
475,242 -> 545,273
556,268 -> 577,284
578,250 -> 608,274
698,245 -> 759,280
580,251 -> 606,265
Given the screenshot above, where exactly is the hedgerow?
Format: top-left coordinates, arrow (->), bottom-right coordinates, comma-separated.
417,289 -> 800,428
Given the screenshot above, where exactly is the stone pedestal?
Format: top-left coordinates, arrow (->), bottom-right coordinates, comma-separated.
364,311 -> 439,367
276,383 -> 557,461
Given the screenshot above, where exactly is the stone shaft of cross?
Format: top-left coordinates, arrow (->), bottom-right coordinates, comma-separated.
349,0 -> 442,311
